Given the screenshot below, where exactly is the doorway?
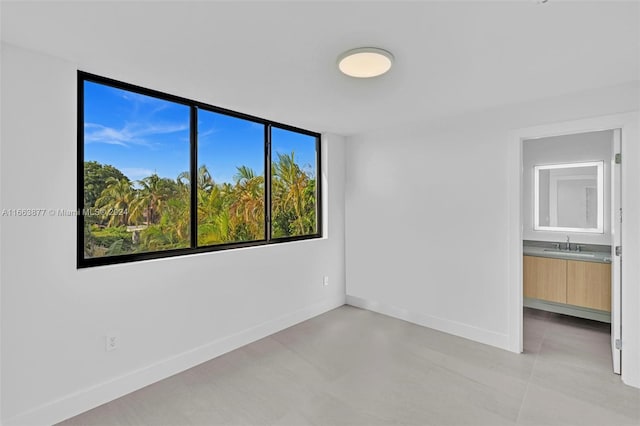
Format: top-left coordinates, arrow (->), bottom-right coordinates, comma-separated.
506,113 -> 638,383
521,129 -> 620,374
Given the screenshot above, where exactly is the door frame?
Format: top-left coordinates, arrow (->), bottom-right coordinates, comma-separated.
611,128 -> 622,374
507,112 -> 640,386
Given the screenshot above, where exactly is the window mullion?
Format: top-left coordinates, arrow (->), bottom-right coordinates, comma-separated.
265,124 -> 272,242
190,106 -> 198,248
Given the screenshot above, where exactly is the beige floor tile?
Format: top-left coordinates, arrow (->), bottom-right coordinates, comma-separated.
58,306 -> 637,426
517,383 -> 638,426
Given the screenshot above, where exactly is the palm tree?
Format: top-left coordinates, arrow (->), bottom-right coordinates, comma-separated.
230,166 -> 264,240
234,165 -> 256,183
94,177 -> 133,226
163,195 -> 191,246
177,164 -> 236,245
197,165 -> 214,192
130,174 -> 174,226
198,209 -> 232,246
191,165 -> 235,245
272,152 -> 312,236
178,165 -> 215,192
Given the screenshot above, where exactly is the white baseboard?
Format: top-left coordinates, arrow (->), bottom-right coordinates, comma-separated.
6,296 -> 345,426
346,295 -> 511,351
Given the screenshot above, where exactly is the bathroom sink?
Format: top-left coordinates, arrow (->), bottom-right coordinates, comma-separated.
523,244 -> 611,263
543,249 -> 596,258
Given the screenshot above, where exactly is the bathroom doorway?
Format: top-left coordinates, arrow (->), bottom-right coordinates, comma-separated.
520,129 -> 621,374
506,113 -> 638,381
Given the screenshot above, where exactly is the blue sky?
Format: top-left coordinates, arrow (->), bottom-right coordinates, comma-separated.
84,81 -> 317,185
198,109 -> 264,183
84,81 -> 190,181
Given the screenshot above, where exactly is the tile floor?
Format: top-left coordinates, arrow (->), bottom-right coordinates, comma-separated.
58,306 -> 640,426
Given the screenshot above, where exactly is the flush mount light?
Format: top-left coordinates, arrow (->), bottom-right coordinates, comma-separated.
337,47 -> 394,78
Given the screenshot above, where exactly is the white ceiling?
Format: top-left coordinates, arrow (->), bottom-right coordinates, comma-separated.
2,1 -> 638,135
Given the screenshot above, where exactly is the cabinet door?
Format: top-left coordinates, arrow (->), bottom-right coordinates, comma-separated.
567,260 -> 611,312
523,256 -> 567,303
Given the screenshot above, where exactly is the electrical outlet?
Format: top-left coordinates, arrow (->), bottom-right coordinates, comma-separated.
106,331 -> 120,352
323,276 -> 329,286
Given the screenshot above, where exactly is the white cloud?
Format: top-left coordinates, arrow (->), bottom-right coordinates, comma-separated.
84,123 -> 131,146
121,167 -> 155,180
84,121 -> 188,148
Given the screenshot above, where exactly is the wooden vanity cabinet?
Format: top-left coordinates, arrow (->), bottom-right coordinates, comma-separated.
523,255 -> 611,312
567,260 -> 611,311
523,256 -> 567,303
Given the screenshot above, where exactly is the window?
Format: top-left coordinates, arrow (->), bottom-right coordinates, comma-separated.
271,127 -> 319,239
197,109 -> 265,246
78,72 -> 321,267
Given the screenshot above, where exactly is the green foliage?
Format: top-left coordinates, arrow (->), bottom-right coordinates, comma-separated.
106,239 -> 125,256
89,226 -> 133,256
271,152 -> 316,238
94,177 -> 133,226
84,161 -> 128,209
84,154 -> 317,258
139,223 -> 189,251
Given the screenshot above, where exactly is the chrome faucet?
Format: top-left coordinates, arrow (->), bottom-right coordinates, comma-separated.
565,236 -> 570,251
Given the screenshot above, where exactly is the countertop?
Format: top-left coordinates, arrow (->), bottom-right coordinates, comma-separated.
523,241 -> 612,264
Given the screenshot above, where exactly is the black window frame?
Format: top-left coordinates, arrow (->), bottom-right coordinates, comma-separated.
78,71 -> 322,268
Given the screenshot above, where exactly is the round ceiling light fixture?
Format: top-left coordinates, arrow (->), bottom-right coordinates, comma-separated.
337,47 -> 394,78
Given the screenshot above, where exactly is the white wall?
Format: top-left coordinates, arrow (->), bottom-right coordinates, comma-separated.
346,123 -> 512,347
0,43 -> 346,425
523,130 -> 613,245
345,81 -> 640,383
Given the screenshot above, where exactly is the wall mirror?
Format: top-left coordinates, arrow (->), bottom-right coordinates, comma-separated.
534,161 -> 604,233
